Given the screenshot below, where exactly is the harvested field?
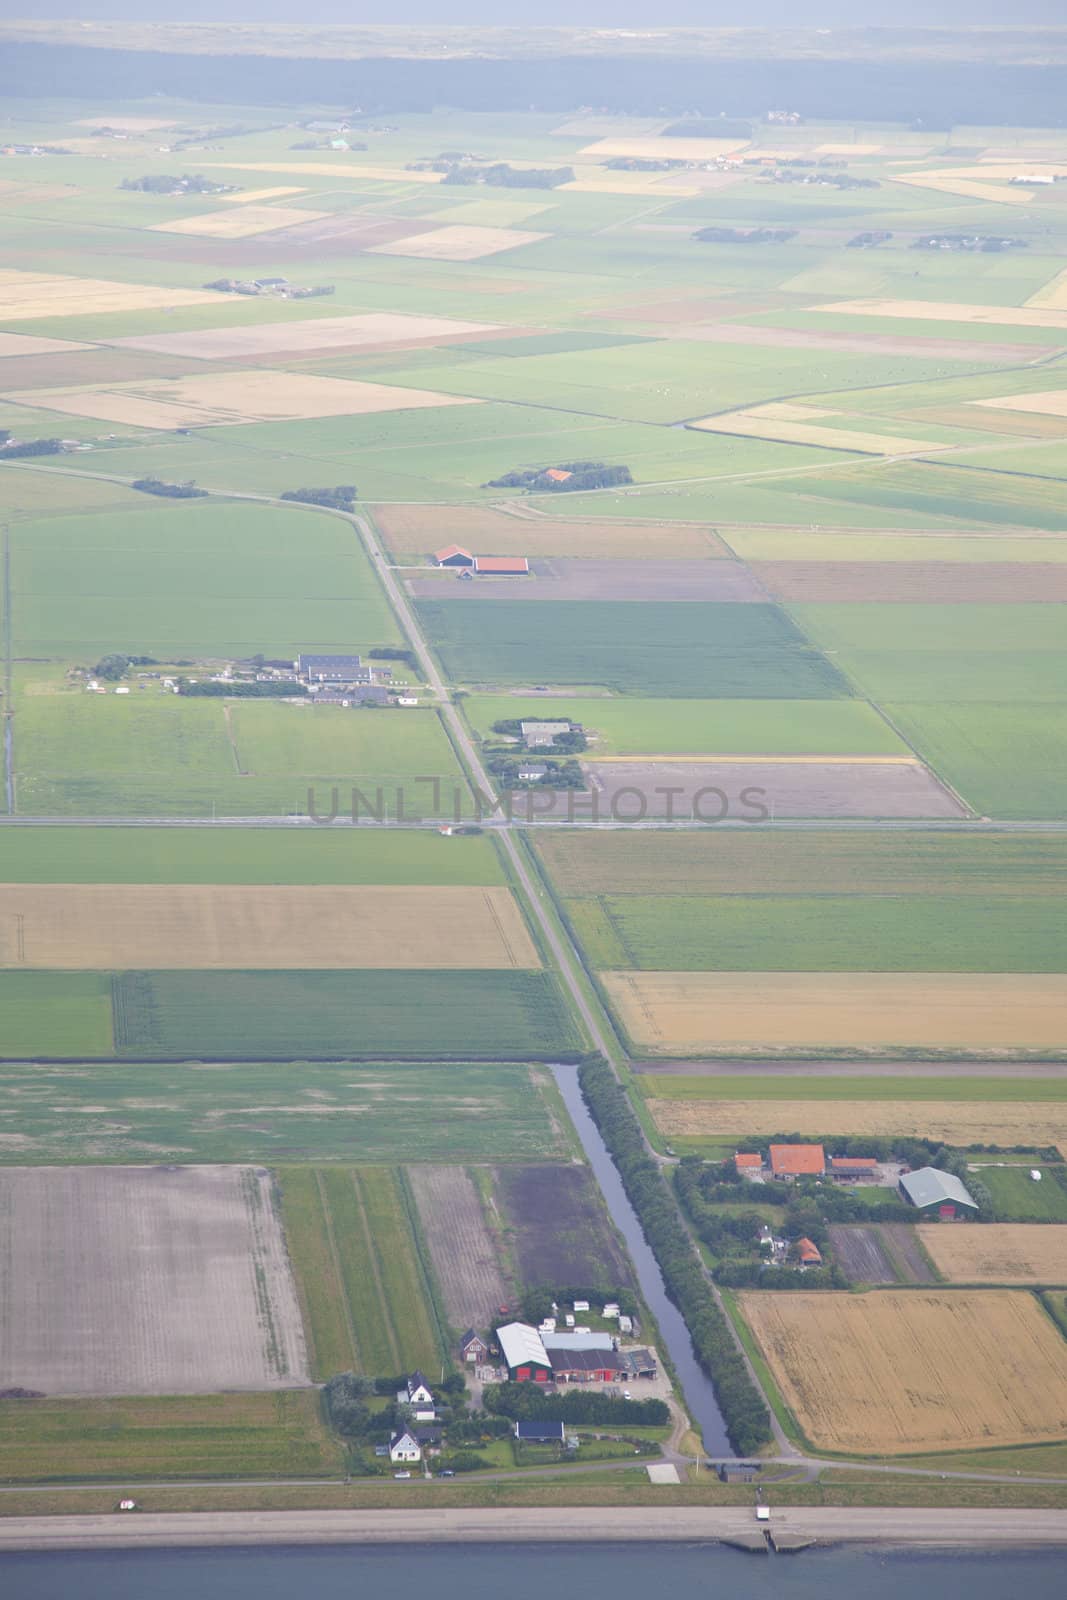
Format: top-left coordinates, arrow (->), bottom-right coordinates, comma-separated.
409,1165 -> 511,1331
408,559 -> 763,603
738,1289 -> 1067,1453
0,332 -> 90,358
821,298 -> 1067,331
0,1165 -> 308,1395
690,407 -> 942,456
494,1164 -> 633,1290
688,323 -> 1055,363
892,171 -> 1036,204
216,186 -> 308,203
608,973 -> 1067,1056
977,391 -> 1067,419
374,504 -> 726,561
645,1096 -> 1067,1149
0,268 -> 225,321
109,312 -> 501,361
0,884 -> 540,970
199,161 -> 446,183
3,370 -> 479,427
580,136 -> 748,160
827,1226 -> 898,1285
922,1225 -> 1067,1285
368,225 -> 548,261
582,758 -> 966,821
1030,268 -> 1067,310
754,561 -> 1067,604
151,205 -> 327,238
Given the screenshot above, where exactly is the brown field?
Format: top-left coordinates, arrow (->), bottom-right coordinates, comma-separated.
373,503 -> 728,560
151,205 -> 327,238
740,1289 -> 1067,1453
645,1096 -> 1067,1149
534,831 -> 1066,897
494,1164 -> 633,1289
3,371 -> 480,427
109,311 -> 500,361
923,1226 -> 1067,1285
0,348 -> 196,391
582,758 -> 966,821
0,1165 -> 308,1395
690,406 -> 942,455
607,972 -> 1067,1055
408,558 -> 763,602
821,298 -> 1067,331
691,323 -> 1057,362
977,391 -> 1067,419
0,332 -> 90,358
0,883 -> 540,970
579,136 -> 748,160
368,225 -> 548,261
0,269 -> 226,321
408,1165 -> 511,1330
753,560 -> 1067,603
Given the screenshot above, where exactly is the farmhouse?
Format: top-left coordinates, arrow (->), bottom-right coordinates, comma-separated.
900,1167 -> 979,1219
497,1321 -> 552,1382
435,544 -> 474,567
517,762 -> 548,782
388,1428 -> 422,1464
769,1144 -> 826,1181
543,468 -> 572,484
796,1237 -> 823,1267
296,653 -> 371,685
459,1329 -> 488,1363
829,1156 -> 879,1181
521,720 -> 573,749
735,1152 -> 764,1177
397,1370 -> 436,1418
474,556 -> 530,575
515,1420 -> 566,1443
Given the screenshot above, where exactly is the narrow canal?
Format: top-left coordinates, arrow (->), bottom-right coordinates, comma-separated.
550,1064 -> 732,1456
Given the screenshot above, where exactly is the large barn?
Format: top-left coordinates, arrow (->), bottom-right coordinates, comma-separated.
496,1321 -> 552,1382
899,1167 -> 979,1219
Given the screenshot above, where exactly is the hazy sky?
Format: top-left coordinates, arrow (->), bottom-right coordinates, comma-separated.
13,1 -> 1067,26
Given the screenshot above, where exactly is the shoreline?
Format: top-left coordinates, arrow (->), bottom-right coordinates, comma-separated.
3,1507 -> 1067,1552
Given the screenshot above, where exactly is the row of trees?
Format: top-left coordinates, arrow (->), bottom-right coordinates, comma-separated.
132,477 -> 207,499
280,484 -> 357,511
484,1381 -> 667,1428
578,1059 -> 772,1456
0,434 -> 62,458
439,161 -> 574,188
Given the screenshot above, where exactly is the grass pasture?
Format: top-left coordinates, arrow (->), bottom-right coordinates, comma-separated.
111,969 -> 581,1061
888,703 -> 1067,820
0,1391 -> 341,1483
0,972 -> 113,1057
739,1289 -> 1067,1455
279,1165 -> 442,1379
0,1060 -> 566,1165
975,1166 -> 1067,1223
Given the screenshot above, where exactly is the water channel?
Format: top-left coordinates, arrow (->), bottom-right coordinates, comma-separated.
550,1064 -> 732,1455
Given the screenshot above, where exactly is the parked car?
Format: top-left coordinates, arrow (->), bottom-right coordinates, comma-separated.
622,1390 -> 632,1400
438,1469 -> 455,1478
393,1471 -> 411,1479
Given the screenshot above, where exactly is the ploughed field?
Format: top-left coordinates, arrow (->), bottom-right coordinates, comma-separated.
409,1164 -> 513,1330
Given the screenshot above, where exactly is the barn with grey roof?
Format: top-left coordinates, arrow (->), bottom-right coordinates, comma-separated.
899,1167 -> 979,1218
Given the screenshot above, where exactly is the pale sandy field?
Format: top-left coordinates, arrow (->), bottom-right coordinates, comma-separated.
0,331 -> 89,357
373,503 -> 727,559
369,225 -> 548,260
109,310 -> 500,360
891,171 -> 1037,204
3,370 -> 480,427
976,390 -> 1067,418
0,1165 -> 308,1395
579,136 -> 748,160
821,297 -> 1067,330
605,971 -> 1067,1054
216,186 -> 309,203
645,1097 -> 1067,1152
0,268 -> 225,321
151,205 -> 327,238
923,1225 -> 1067,1285
1028,268 -> 1067,309
739,1290 -> 1067,1453
690,405 -> 943,455
200,161 -> 445,183
0,883 -> 539,970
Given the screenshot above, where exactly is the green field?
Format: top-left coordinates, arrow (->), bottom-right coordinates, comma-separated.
972,1166 -> 1067,1222
11,499 -> 400,658
0,1392 -> 341,1483
0,1060 -> 566,1164
566,893 -> 1066,972
279,1165 -> 443,1378
0,972 -> 114,1057
419,601 -> 850,697
15,683 -> 467,816
111,969 -> 581,1059
463,694 -> 904,756
888,703 -> 1067,820
0,826 -> 505,884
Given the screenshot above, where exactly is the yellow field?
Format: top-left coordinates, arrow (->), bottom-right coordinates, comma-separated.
690,404 -> 942,455
368,225 -> 548,261
199,161 -> 446,183
0,332 -> 89,357
739,1290 -> 1067,1454
151,205 -> 327,238
0,884 -> 540,970
645,1096 -> 1067,1151
216,187 -> 308,203
604,971 -> 1067,1054
0,269 -> 225,322
3,371 -> 481,428
821,297 -> 1067,330
1028,268 -> 1067,309
579,136 -> 749,160
976,391 -> 1067,419
923,1226 -> 1067,1285
891,171 -> 1038,204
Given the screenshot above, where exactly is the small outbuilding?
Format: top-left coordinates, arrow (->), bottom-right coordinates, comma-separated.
735,1152 -> 763,1176
474,556 -> 529,575
899,1167 -> 979,1219
435,544 -> 474,567
459,1329 -> 488,1363
514,1420 -> 566,1443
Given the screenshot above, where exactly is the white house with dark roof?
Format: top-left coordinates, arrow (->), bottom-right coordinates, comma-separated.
388,1428 -> 422,1464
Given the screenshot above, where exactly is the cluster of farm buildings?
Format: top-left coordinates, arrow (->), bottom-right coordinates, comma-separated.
458,1302 -> 658,1387
736,1143 -> 979,1218
435,544 -> 530,577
